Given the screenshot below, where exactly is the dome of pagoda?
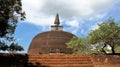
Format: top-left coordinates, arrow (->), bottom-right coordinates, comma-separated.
28,14 -> 76,54
28,31 -> 74,54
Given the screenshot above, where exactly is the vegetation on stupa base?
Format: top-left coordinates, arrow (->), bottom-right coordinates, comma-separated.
66,36 -> 92,54
0,0 -> 25,52
67,18 -> 120,54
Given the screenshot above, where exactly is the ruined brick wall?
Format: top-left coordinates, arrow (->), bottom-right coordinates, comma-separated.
91,54 -> 120,67
28,54 -> 120,67
28,54 -> 93,67
0,53 -> 120,67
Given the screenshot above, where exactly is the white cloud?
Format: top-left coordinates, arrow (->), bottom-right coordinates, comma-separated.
90,21 -> 103,30
22,0 -> 116,27
65,19 -> 79,28
88,13 -> 107,21
66,20 -> 79,34
40,0 -> 115,18
64,18 -> 82,34
90,24 -> 99,30
22,0 -> 54,26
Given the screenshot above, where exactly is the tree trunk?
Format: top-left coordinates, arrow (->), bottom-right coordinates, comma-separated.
111,45 -> 115,54
101,44 -> 107,54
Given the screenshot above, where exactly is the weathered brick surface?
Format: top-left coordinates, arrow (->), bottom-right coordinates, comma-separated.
28,54 -> 120,67
28,31 -> 74,54
0,53 -> 120,67
28,54 -> 94,67
91,54 -> 120,67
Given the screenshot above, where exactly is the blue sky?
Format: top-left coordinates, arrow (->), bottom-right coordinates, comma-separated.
14,0 -> 120,53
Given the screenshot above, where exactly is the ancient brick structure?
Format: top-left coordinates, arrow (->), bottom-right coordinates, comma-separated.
1,14 -> 119,67
28,14 -> 74,54
0,53 -> 120,67
91,54 -> 120,67
28,31 -> 74,54
28,54 -> 94,67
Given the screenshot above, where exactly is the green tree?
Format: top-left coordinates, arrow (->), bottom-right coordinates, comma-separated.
89,18 -> 120,54
9,43 -> 24,52
0,0 -> 25,51
66,36 -> 92,54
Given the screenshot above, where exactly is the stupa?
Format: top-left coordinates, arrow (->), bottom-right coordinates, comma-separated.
28,14 -> 75,54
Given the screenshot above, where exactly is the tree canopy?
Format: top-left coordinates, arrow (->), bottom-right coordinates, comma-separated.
0,0 -> 25,52
67,18 -> 120,54
66,36 -> 92,54
89,18 -> 120,54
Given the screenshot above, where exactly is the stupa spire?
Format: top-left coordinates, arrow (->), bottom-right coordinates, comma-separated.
51,14 -> 63,31
54,13 -> 60,26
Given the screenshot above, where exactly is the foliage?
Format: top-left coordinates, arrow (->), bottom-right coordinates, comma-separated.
0,0 -> 25,37
9,43 -> 24,51
0,42 -> 9,51
0,0 -> 25,51
66,36 -> 92,54
67,18 -> 120,54
89,18 -> 120,54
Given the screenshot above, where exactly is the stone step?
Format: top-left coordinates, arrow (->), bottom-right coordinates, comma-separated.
29,58 -> 92,61
29,59 -> 91,62
28,63 -> 94,67
47,64 -> 93,67
28,54 -> 91,58
29,57 -> 91,60
28,56 -> 91,59
28,60 -> 92,64
29,58 -> 91,61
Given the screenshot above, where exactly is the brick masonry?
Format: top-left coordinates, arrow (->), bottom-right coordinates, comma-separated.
0,53 -> 120,67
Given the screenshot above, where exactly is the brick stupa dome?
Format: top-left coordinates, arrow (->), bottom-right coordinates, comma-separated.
28,14 -> 75,54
